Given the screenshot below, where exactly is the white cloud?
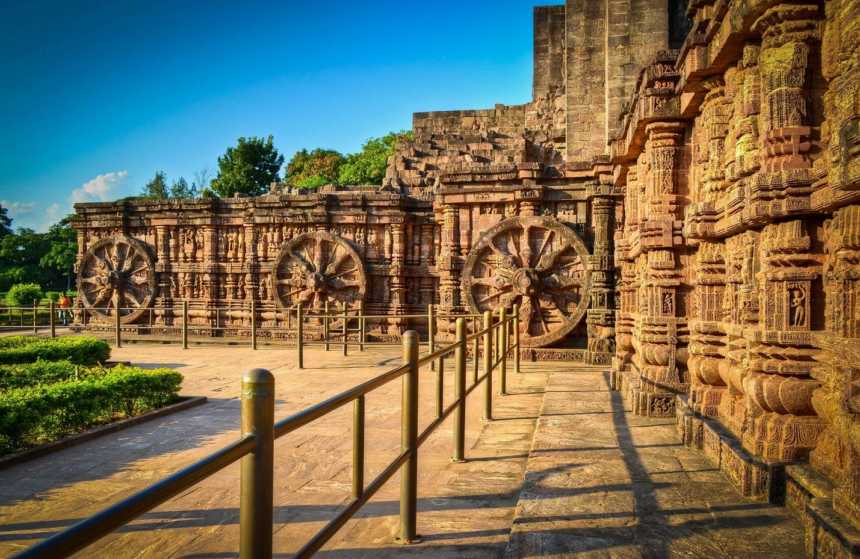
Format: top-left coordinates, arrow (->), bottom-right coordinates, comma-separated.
1,200 -> 36,218
70,170 -> 129,204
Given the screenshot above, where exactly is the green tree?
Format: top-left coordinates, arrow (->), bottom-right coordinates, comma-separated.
338,130 -> 412,185
40,216 -> 77,291
141,171 -> 169,199
0,205 -> 12,238
285,148 -> 345,189
169,177 -> 197,199
211,135 -> 284,197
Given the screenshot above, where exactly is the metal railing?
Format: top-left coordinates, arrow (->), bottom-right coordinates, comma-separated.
78,302 -> 485,360
0,300 -> 65,337
13,306 -> 522,559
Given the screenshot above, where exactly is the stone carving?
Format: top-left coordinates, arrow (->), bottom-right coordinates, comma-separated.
461,216 -> 591,347
270,231 -> 366,311
78,235 -> 156,323
70,3 -> 860,554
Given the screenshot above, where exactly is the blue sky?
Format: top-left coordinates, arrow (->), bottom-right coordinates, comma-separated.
0,0 -> 542,231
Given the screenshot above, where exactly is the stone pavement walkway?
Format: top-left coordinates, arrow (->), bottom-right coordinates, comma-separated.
0,343 -> 808,558
505,367 -> 807,558
0,343 -> 549,558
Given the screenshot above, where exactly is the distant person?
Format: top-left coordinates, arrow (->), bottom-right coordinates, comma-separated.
58,293 -> 71,326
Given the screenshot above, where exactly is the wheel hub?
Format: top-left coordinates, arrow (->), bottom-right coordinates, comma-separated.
512,268 -> 540,297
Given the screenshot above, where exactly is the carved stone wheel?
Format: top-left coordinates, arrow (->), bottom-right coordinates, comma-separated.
462,216 -> 591,347
271,231 -> 366,311
78,235 -> 157,323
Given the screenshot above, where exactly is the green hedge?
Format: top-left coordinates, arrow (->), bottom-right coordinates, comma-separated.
0,366 -> 182,454
0,360 -> 95,391
0,337 -> 110,366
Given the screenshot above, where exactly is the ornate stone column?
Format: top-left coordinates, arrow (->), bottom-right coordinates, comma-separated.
586,182 -> 618,365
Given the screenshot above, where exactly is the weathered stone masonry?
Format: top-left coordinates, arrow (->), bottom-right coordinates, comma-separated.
72,1 -> 860,555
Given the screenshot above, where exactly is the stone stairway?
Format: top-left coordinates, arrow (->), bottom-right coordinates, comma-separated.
503,366 -> 808,559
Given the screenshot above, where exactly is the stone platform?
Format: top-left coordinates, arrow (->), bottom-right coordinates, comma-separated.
0,345 -> 807,557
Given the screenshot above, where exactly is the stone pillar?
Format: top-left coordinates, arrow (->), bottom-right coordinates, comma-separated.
586,183 -> 617,366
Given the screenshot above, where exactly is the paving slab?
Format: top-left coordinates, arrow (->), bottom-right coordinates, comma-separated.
505,367 -> 808,559
0,343 -> 548,558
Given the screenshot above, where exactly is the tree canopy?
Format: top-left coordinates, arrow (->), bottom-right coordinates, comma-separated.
0,205 -> 12,238
283,130 -> 411,190
285,148 -> 345,188
140,171 -> 169,199
338,130 -> 411,185
211,135 -> 284,197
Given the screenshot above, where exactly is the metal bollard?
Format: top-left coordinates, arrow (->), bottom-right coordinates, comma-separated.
182,300 -> 189,350
399,331 -> 420,543
436,353 -> 444,418
427,304 -> 435,371
296,305 -> 304,369
115,299 -> 122,348
239,368 -> 274,559
353,395 -> 365,499
250,299 -> 257,350
500,307 -> 507,396
342,303 -> 348,357
359,301 -> 365,352
32,300 -> 37,335
483,310 -> 493,421
49,300 -> 55,338
472,317 -> 479,384
453,318 -> 466,462
324,300 -> 330,352
513,303 -> 521,374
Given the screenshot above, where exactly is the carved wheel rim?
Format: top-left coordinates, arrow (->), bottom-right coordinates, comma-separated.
78,235 -> 156,323
271,231 -> 366,311
462,216 -> 590,347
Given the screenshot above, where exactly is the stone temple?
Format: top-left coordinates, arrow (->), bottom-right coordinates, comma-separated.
71,1 -> 860,556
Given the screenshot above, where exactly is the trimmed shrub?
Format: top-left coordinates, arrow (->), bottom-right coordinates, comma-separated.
0,367 -> 183,454
0,360 -> 95,391
6,283 -> 44,307
0,336 -> 38,349
0,337 -> 110,366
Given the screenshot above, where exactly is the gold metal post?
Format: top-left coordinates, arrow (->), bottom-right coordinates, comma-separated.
399,330 -> 419,543
483,310 -> 492,421
453,318 -> 466,462
239,368 -> 274,559
297,305 -> 304,369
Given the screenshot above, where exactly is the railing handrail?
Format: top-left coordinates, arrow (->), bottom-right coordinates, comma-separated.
13,308 -> 523,559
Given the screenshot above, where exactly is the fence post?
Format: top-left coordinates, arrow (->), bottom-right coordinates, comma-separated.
353,395 -> 365,499
324,300 -> 330,352
49,300 -> 56,338
500,307 -> 507,396
513,303 -> 521,374
297,305 -> 304,369
399,330 -> 419,543
182,300 -> 189,350
483,310 -> 493,421
239,368 -> 274,559
342,302 -> 348,357
453,318 -> 466,462
115,301 -> 122,348
472,317 -> 479,384
427,304 -> 435,371
359,301 -> 365,352
32,299 -> 37,335
435,352 -> 444,418
250,299 -> 257,350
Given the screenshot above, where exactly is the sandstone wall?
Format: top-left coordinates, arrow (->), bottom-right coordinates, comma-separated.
610,1 -> 860,555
